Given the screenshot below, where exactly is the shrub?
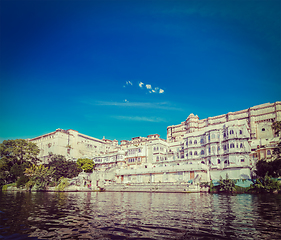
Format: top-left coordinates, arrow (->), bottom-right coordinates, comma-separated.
55,177 -> 70,191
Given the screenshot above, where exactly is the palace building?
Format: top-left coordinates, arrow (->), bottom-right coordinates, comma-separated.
28,101 -> 281,184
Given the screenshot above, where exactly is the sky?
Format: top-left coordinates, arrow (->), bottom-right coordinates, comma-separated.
0,0 -> 280,142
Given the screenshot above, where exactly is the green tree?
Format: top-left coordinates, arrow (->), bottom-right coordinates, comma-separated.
25,164 -> 54,191
46,154 -> 82,182
251,173 -> 280,193
76,158 -> 95,173
218,174 -> 237,193
0,139 -> 40,187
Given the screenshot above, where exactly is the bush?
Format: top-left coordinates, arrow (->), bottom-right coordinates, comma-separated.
250,173 -> 280,193
55,177 -> 70,191
218,174 -> 237,193
16,175 -> 29,188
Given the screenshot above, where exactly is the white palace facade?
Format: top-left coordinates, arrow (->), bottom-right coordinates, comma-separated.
28,101 -> 281,184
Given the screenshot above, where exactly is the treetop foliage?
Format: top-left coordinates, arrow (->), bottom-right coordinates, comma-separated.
0,139 -> 40,165
77,158 -> 95,173
45,154 -> 82,182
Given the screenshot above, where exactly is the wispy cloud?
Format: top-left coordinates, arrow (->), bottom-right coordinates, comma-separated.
123,81 -> 133,87
86,100 -> 182,111
112,115 -> 166,122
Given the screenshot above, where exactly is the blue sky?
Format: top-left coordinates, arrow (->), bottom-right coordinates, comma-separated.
0,0 -> 280,142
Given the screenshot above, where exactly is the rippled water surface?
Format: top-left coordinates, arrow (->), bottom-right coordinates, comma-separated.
1,191 -> 281,239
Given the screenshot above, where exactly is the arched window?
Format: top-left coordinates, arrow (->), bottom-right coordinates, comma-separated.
240,143 -> 243,148
200,138 -> 204,144
201,161 -> 205,164
189,140 -> 192,145
186,153 -> 188,157
218,159 -> 221,164
262,128 -> 265,131
209,147 -> 211,153
230,130 -> 234,134
217,146 -> 220,151
201,150 -> 204,155
230,143 -> 235,148
239,130 -> 243,134
189,151 -> 192,156
211,134 -> 215,139
194,140 -> 197,144
208,135 -> 210,140
194,151 -> 197,155
267,150 -> 271,155
223,133 -> 226,138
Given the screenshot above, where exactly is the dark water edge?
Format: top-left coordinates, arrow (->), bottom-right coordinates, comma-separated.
0,191 -> 281,240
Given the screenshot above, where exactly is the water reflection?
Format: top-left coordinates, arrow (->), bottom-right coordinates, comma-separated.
1,191 -> 281,239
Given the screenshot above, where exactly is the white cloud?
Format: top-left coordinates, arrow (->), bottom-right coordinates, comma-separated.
146,84 -> 152,89
123,81 -> 165,94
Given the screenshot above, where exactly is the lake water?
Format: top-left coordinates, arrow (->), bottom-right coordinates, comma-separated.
0,191 -> 281,239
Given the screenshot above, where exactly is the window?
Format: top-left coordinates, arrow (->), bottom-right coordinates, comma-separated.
223,145 -> 227,150
189,151 -> 192,156
201,150 -> 204,155
223,133 -> 226,138
200,139 -> 204,144
218,159 -> 221,164
189,140 -> 192,145
230,130 -> 234,135
194,140 -> 197,144
209,147 -> 211,153
262,128 -> 265,131
240,143 -> 244,148
267,150 -> 271,155
230,143 -> 235,148
241,159 -> 245,162
201,161 -> 205,164
217,146 -> 220,151
239,130 -> 243,134
194,151 -> 197,155
211,134 -> 215,139
186,153 -> 188,157
208,135 -> 210,141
